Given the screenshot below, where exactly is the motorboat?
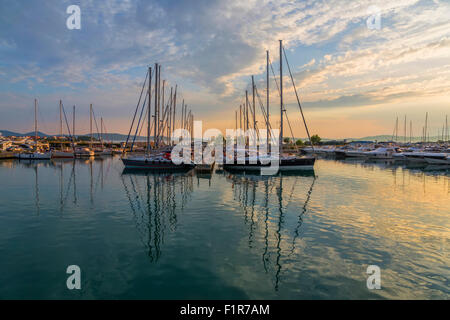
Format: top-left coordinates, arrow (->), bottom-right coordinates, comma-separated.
17,151 -> 52,160
423,153 -> 449,165
75,147 -> 95,158
345,147 -> 373,158
52,150 -> 75,159
363,147 -> 397,160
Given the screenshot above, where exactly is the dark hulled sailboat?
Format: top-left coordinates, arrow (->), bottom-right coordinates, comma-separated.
223,40 -> 315,173
121,64 -> 194,171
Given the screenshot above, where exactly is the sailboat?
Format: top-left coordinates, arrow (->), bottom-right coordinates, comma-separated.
52,100 -> 75,158
224,40 -> 315,173
17,99 -> 52,160
121,64 -> 195,171
74,104 -> 95,158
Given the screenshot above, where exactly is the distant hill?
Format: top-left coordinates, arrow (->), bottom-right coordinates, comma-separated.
0,130 -> 50,137
92,133 -> 148,141
0,130 -> 148,141
347,135 -> 442,143
1,130 -> 445,143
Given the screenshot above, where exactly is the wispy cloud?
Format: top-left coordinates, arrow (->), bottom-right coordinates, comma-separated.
0,0 -> 448,137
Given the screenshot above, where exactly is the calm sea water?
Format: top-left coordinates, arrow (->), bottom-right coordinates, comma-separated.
0,156 -> 448,299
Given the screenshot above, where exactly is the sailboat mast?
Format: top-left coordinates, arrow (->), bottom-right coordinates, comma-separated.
172,85 -> 177,146
161,79 -> 165,145
147,66 -> 152,153
395,116 -> 398,142
154,63 -> 158,147
279,40 -> 283,150
59,100 -> 62,137
252,75 -> 256,132
100,117 -> 103,146
90,104 -> 93,149
245,90 -> 249,132
181,99 -> 184,130
404,115 -> 406,143
410,120 -> 412,143
445,114 -> 448,143
158,65 -> 161,145
60,100 -> 63,149
245,90 -> 249,147
239,104 -> 242,132
184,104 -> 188,130
34,98 -> 38,145
72,105 -> 76,152
266,50 -> 270,147
169,87 -> 173,145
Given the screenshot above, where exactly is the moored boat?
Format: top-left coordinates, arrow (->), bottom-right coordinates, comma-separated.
75,147 -> 95,158
223,154 -> 315,172
122,155 -> 195,171
364,147 -> 396,160
423,153 -> 449,164
52,150 -> 74,159
17,151 -> 52,160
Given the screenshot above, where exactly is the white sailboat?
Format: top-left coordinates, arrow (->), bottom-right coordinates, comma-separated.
52,100 -> 74,159
18,99 -> 51,160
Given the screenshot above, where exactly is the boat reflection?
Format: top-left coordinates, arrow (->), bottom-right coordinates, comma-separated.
226,171 -> 316,290
120,169 -> 195,262
2,157 -> 113,215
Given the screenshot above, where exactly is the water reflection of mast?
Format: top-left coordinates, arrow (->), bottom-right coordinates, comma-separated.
152,174 -> 162,261
229,172 -> 316,291
121,171 -> 194,262
59,162 -> 63,214
72,160 -> 77,205
54,160 -> 77,213
289,176 -> 316,257
249,181 -> 256,248
274,177 -> 284,291
262,180 -> 270,272
34,165 -> 40,215
90,159 -> 94,205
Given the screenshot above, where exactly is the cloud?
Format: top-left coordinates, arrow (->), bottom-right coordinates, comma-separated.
0,0 -> 449,136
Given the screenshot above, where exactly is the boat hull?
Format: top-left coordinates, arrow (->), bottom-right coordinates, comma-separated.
52,151 -> 74,159
367,155 -> 393,160
122,158 -> 195,171
334,151 -> 347,159
223,157 -> 315,172
17,152 -> 51,160
345,152 -> 366,158
424,157 -> 450,164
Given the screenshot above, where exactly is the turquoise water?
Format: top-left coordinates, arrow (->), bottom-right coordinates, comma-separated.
0,157 -> 448,299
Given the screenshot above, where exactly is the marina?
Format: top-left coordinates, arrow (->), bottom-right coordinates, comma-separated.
1,0 -> 449,304
0,155 -> 447,299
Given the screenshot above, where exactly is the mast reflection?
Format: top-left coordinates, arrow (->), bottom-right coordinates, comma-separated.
227,171 -> 316,290
121,169 -> 195,262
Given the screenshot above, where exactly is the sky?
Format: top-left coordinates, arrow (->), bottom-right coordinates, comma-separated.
0,0 -> 449,139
